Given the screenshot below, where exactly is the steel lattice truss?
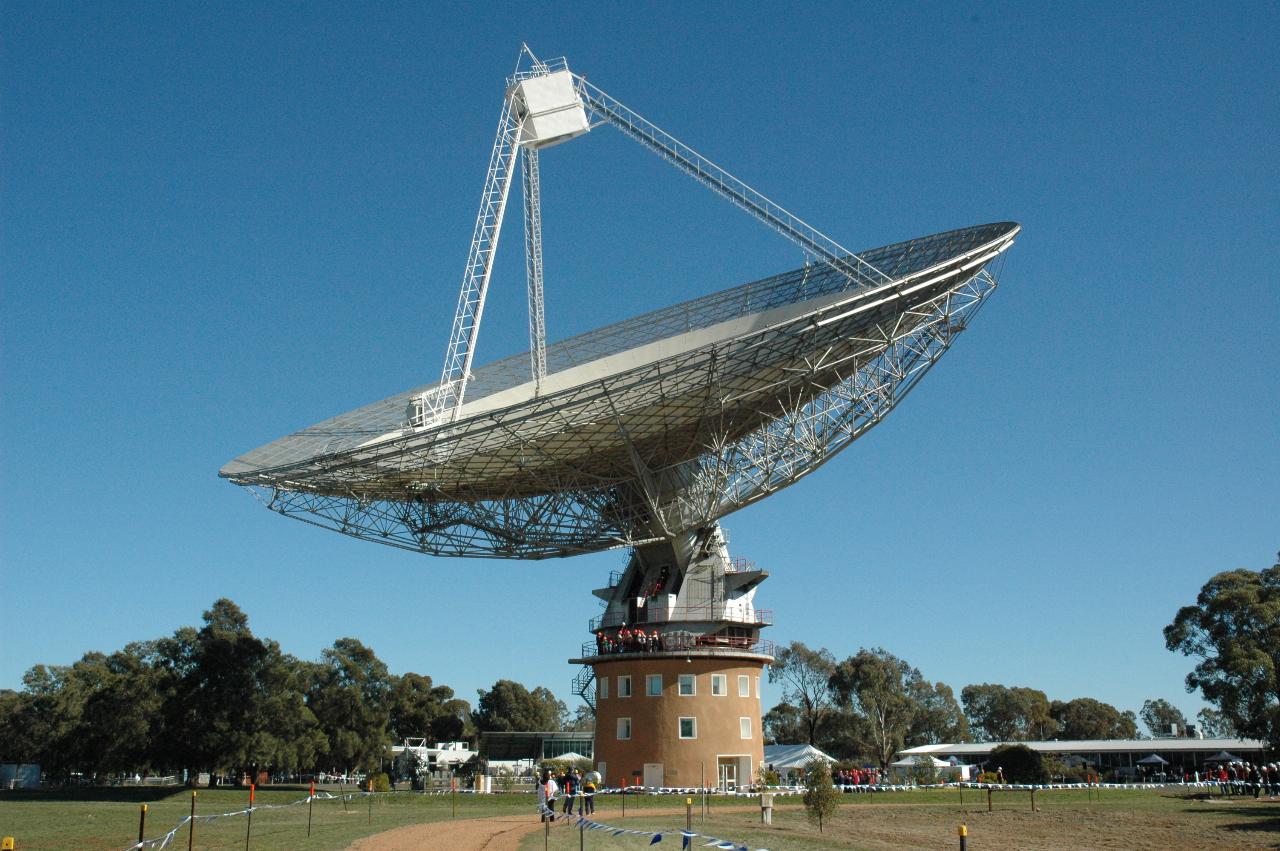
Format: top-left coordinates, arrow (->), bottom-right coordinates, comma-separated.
228,223 -> 1016,558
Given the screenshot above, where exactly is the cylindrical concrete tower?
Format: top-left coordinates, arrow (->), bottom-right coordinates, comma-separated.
570,525 -> 774,790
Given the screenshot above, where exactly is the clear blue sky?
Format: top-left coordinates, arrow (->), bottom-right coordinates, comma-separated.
3,1 -> 1277,729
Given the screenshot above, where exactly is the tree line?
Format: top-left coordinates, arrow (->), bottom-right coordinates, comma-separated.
0,599 -> 576,781
765,551 -> 1280,767
763,643 -> 1228,768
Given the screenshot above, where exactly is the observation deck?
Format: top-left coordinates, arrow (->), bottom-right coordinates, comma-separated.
570,526 -> 772,712
570,635 -> 776,665
588,606 -> 772,632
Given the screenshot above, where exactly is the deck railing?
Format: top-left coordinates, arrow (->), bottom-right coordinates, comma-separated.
579,636 -> 775,659
589,607 -> 772,632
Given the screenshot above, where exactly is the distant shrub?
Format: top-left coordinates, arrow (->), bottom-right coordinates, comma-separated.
802,759 -> 839,832
910,756 -> 938,785
989,744 -> 1047,784
1042,756 -> 1089,783
368,773 -> 391,793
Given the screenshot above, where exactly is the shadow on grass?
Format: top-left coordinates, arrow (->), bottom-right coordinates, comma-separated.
1182,801 -> 1280,847
0,784 -> 320,804
0,786 -> 192,803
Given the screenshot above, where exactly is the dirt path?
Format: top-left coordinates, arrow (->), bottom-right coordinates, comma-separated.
347,812 -> 538,851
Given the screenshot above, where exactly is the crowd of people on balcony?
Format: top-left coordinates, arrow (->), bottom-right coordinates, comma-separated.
596,626 -> 664,654
594,627 -> 765,655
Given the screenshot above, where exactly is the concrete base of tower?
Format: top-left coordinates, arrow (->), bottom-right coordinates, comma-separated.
575,651 -> 772,790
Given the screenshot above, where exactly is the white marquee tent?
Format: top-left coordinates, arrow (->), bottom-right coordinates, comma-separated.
763,744 -> 835,775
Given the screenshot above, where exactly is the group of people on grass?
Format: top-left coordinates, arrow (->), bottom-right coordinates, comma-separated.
537,766 -> 597,821
1205,762 -> 1280,798
831,767 -> 884,787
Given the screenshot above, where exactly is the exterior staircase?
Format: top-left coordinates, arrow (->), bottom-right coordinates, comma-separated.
571,665 -> 595,712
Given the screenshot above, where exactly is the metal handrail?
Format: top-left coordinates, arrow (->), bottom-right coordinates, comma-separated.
589,607 -> 772,631
579,637 -> 775,659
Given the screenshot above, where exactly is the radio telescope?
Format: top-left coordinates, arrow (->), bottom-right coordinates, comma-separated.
222,48 -> 1017,788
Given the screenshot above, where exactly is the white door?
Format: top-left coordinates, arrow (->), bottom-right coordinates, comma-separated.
643,763 -> 663,788
718,761 -> 736,791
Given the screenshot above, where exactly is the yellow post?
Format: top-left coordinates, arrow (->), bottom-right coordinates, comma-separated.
138,803 -> 148,845
2,836 -> 14,849
958,823 -> 968,851
685,797 -> 692,831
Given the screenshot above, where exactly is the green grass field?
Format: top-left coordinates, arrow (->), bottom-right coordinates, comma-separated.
0,786 -> 765,850
521,787 -> 1280,850
2,786 -> 1278,850
0,786 -> 530,851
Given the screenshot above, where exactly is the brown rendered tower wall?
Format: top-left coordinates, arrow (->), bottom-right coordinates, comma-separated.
590,654 -> 767,790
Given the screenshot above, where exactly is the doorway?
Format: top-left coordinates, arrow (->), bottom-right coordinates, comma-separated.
717,755 -> 751,791
643,763 -> 664,788
717,757 -> 736,791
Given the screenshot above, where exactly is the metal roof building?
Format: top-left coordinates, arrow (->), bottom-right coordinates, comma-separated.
478,731 -> 595,762
898,738 -> 1268,774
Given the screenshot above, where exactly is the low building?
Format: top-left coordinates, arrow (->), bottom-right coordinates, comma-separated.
478,731 -> 595,763
390,739 -> 478,777
897,738 -> 1268,778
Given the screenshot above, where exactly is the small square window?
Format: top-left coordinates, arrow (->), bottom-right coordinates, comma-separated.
617,717 -> 631,740
598,677 -> 609,700
754,677 -> 760,699
678,674 -> 696,696
617,675 -> 632,697
679,717 -> 697,739
738,675 -> 750,697
740,717 -> 752,739
711,674 -> 727,696
646,674 -> 662,696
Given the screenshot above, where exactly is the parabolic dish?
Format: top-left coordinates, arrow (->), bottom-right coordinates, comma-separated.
222,221 -> 1018,557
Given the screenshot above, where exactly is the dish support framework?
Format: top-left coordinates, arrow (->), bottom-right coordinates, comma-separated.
413,48 -> 893,429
